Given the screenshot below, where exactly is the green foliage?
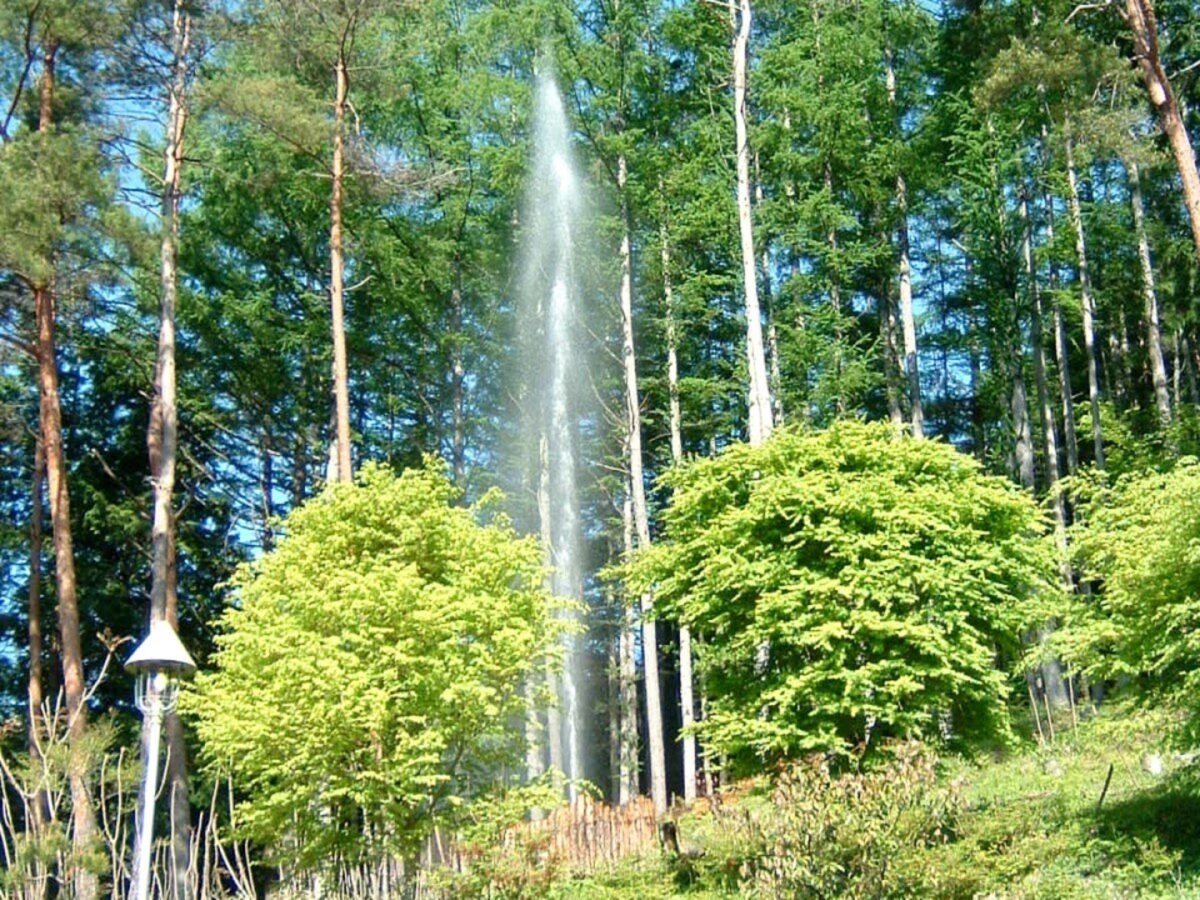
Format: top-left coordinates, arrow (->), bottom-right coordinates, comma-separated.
709,743 -> 959,899
186,461 -> 567,869
1063,459 -> 1200,745
429,777 -> 571,899
912,704 -> 1200,899
630,421 -> 1060,767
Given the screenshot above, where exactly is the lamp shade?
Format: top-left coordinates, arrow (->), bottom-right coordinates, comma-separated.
125,620 -> 197,677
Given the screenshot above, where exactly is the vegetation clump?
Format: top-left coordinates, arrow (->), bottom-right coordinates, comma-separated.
1065,458 -> 1200,744
187,462 -> 565,868
631,421 -> 1060,767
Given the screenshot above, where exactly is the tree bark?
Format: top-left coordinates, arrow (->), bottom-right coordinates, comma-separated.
537,432 -> 564,779
753,155 -> 784,425
330,46 -> 353,483
886,48 -> 924,438
660,209 -> 696,803
143,4 -> 195,893
1040,153 -> 1081,475
450,256 -> 466,487
1007,306 -> 1036,492
882,286 -> 905,433
618,153 -> 667,815
1127,159 -> 1172,427
27,438 -> 49,842
1125,0 -> 1200,263
36,41 -> 97,900
1021,192 -> 1072,706
1064,127 -> 1105,469
619,484 -> 639,806
732,0 -> 773,445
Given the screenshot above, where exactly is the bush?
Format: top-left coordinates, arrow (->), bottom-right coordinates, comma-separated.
1064,458 -> 1200,745
629,421 -> 1059,768
186,461 -> 566,869
711,743 -> 959,898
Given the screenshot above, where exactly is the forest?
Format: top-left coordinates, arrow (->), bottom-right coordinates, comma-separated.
2,0 -> 1200,896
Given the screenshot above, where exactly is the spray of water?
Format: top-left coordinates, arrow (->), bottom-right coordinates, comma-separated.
521,72 -> 586,793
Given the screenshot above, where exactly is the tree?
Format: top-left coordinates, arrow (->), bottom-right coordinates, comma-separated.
1120,0 -> 1200,264
1065,459 -> 1200,745
731,0 -> 773,445
0,3 -> 118,890
187,462 -> 566,870
630,422 -> 1059,768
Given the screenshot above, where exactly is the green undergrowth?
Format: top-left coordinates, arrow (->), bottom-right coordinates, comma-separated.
534,703 -> 1200,899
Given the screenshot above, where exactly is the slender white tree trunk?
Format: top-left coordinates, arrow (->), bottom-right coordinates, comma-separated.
619,484 -> 639,805
885,48 -> 924,438
882,287 -> 905,433
330,47 -> 353,483
146,4 -> 194,894
618,154 -> 668,815
537,433 -> 564,779
1040,153 -> 1080,475
1127,159 -> 1172,427
753,156 -> 784,425
1064,126 -> 1105,469
1021,193 -> 1068,549
660,213 -> 696,803
732,0 -> 773,445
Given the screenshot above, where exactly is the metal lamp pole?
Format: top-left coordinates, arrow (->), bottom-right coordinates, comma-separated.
125,620 -> 197,900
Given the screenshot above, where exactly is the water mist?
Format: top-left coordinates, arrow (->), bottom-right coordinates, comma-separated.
520,72 -> 587,794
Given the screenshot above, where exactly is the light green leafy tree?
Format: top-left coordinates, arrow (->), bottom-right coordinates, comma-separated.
628,421 -> 1060,770
1064,459 -> 1200,745
186,461 -> 567,869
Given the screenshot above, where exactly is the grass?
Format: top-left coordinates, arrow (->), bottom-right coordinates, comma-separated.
540,701 -> 1200,898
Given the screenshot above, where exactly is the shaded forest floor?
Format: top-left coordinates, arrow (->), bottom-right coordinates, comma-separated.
541,703 -> 1200,898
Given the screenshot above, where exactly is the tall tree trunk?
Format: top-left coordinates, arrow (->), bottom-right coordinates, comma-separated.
825,159 -> 846,417
885,48 -> 924,438
1007,305 -> 1036,492
1127,159 -> 1172,427
619,484 -> 639,806
537,433 -> 564,779
1180,328 -> 1200,403
1064,127 -> 1105,469
660,213 -> 696,803
881,287 -> 905,432
1021,193 -> 1068,534
618,153 -> 667,815
1041,156 -> 1081,475
36,42 -> 97,900
753,155 -> 784,425
732,0 -> 773,445
27,439 -> 49,844
1020,191 -> 1072,707
329,46 -> 352,483
1125,0 -> 1200,263
142,6 -> 195,895
450,256 -> 466,487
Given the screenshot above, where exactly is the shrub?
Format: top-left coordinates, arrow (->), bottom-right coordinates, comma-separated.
1064,458 -> 1200,745
712,743 -> 959,898
629,421 -> 1059,768
186,461 -> 566,869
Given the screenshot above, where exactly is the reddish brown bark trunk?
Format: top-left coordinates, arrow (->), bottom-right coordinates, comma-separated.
1126,0 -> 1200,264
36,40 -> 97,900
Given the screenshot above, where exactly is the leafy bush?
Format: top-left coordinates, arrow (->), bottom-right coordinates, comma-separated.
709,743 -> 959,898
187,461 -> 566,869
630,421 -> 1058,767
1064,458 -> 1200,745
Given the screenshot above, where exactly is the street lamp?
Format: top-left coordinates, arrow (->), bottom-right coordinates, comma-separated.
126,620 -> 197,900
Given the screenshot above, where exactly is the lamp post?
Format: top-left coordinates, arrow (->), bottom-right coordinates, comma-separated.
125,620 -> 197,900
